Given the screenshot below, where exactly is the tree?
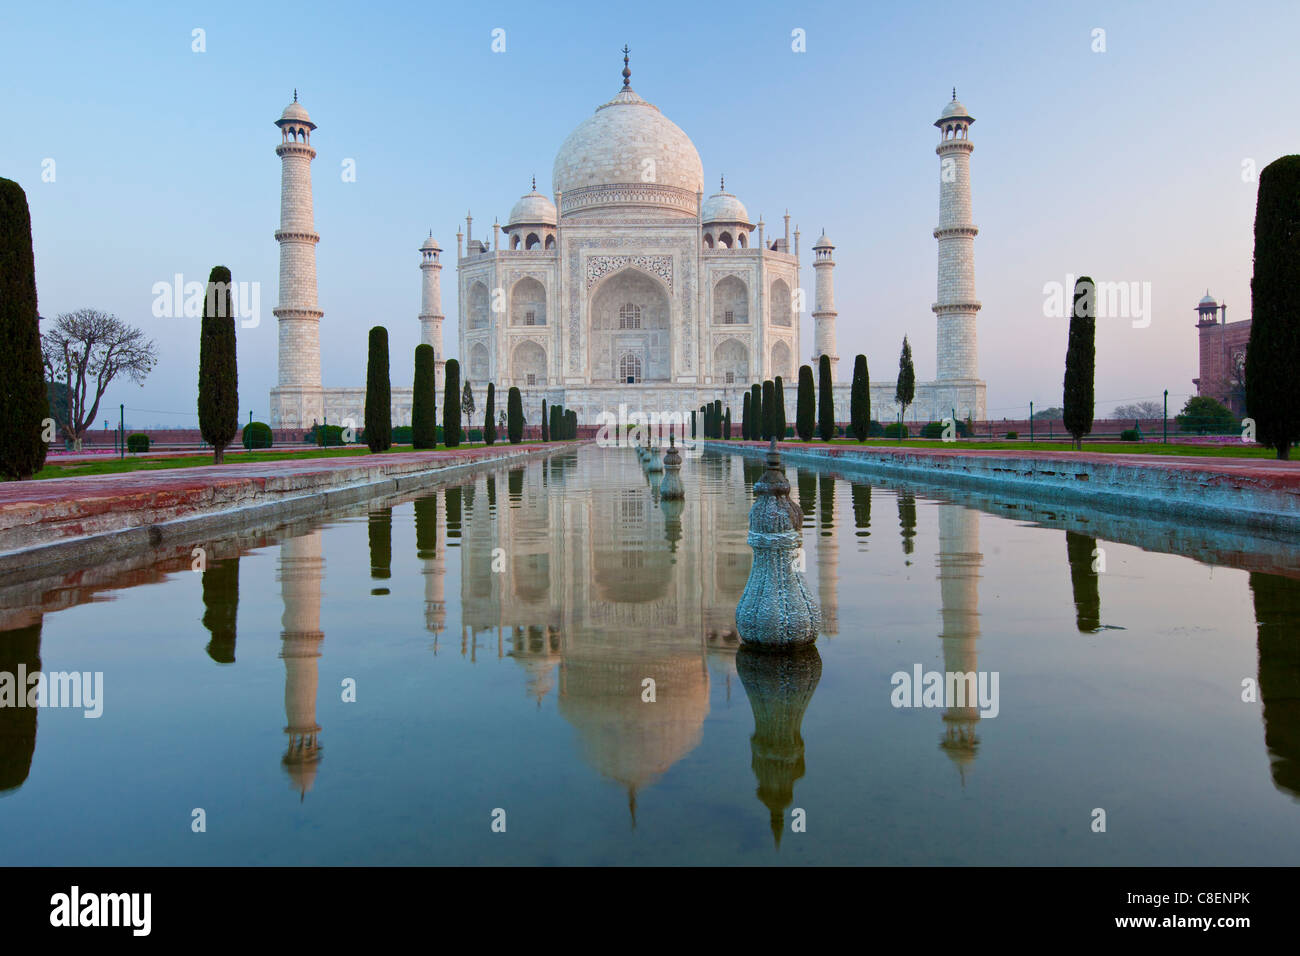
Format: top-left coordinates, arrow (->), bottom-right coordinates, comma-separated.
462,380 -> 475,434
796,364 -> 815,441
1246,155 -> 1300,459
751,384 -> 762,440
41,309 -> 157,453
850,354 -> 870,442
1063,277 -> 1096,450
1177,396 -> 1237,434
483,382 -> 497,445
723,407 -> 731,440
197,266 -> 239,464
541,398 -> 549,441
550,403 -> 561,441
0,178 -> 49,479
507,386 -> 523,443
1032,405 -> 1067,420
443,358 -> 461,446
412,344 -> 437,448
774,378 -> 787,440
364,326 -> 392,453
894,338 -> 915,439
818,354 -> 835,441
741,391 -> 751,440
762,380 -> 776,440
1110,402 -> 1159,420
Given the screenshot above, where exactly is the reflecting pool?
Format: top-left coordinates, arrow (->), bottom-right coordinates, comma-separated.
0,447 -> 1297,865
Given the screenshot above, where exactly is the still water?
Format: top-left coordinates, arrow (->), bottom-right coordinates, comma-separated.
0,447 -> 1296,865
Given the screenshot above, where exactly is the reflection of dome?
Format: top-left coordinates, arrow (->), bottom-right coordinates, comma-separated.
508,189 -> 557,227
702,188 -> 750,225
552,87 -> 703,215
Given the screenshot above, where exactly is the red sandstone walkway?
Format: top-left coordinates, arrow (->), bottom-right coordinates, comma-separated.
731,440 -> 1300,489
0,444 -> 564,554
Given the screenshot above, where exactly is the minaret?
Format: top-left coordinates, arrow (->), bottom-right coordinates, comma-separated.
419,232 -> 445,392
270,92 -> 325,429
933,90 -> 980,383
278,531 -> 325,799
811,231 -> 839,381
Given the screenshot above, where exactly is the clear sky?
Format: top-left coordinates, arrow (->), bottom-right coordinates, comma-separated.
3,0 -> 1294,428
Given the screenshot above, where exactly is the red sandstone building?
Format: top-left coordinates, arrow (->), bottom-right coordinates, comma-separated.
1193,292 -> 1250,417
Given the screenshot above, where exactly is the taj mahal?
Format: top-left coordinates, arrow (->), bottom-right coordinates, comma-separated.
269,54 -> 987,430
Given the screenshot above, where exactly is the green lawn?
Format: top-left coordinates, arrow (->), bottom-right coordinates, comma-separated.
27,441 -> 542,480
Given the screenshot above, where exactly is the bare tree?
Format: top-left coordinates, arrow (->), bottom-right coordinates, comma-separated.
41,309 -> 158,450
1112,400 -> 1164,419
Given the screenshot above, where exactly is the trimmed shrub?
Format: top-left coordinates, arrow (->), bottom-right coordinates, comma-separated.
1005,431 -> 1019,440
818,355 -> 834,441
850,354 -> 870,442
868,420 -> 884,438
1120,428 -> 1140,441
1177,395 -> 1237,434
467,428 -> 483,443
126,433 -> 150,453
507,386 -> 523,444
883,423 -> 909,439
364,326 -> 392,452
483,382 -> 497,445
443,358 -> 461,447
307,423 -> 347,446
198,265 -> 239,464
412,344 -> 437,449
241,421 -> 272,449
0,179 -> 49,480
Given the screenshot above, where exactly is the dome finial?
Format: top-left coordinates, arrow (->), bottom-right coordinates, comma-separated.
720,174 -> 725,192
622,44 -> 631,88
294,88 -> 298,103
531,174 -> 536,191
952,86 -> 956,101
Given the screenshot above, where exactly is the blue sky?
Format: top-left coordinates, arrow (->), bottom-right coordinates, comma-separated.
3,0 -> 1294,427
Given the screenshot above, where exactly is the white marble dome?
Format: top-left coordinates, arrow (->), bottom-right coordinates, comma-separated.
508,188 -> 557,227
278,101 -> 313,126
552,87 -> 703,213
702,189 -> 750,225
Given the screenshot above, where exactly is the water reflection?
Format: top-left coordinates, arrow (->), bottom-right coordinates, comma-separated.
936,503 -> 983,777
201,557 -> 239,664
1251,572 -> 1300,800
0,619 -> 41,794
278,531 -> 324,799
737,644 -> 822,847
1065,532 -> 1101,633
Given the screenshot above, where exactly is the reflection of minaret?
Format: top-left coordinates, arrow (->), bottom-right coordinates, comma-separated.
0,618 -> 41,794
936,503 -> 983,779
201,556 -> 239,663
1250,572 -> 1300,799
279,532 -> 324,799
1065,532 -> 1101,633
817,473 -> 839,635
414,492 -> 447,639
850,482 -> 871,549
737,645 -> 822,848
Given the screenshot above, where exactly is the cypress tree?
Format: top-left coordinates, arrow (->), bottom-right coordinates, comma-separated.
484,382 -> 497,445
774,378 -> 787,440
762,380 -> 776,440
796,364 -> 815,441
818,355 -> 835,441
566,409 -> 576,440
412,344 -> 437,448
1063,277 -> 1096,450
1246,155 -> 1300,459
895,337 -> 915,440
507,386 -> 523,443
850,353 -> 870,442
751,384 -> 763,440
550,403 -> 560,440
443,358 -> 461,446
541,398 -> 549,441
723,407 -> 731,440
0,179 -> 47,481
198,265 -> 239,464
742,391 -> 751,440
364,326 -> 392,452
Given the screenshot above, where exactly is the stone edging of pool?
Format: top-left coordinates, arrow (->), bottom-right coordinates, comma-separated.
705,441 -> 1300,535
0,443 -> 575,576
